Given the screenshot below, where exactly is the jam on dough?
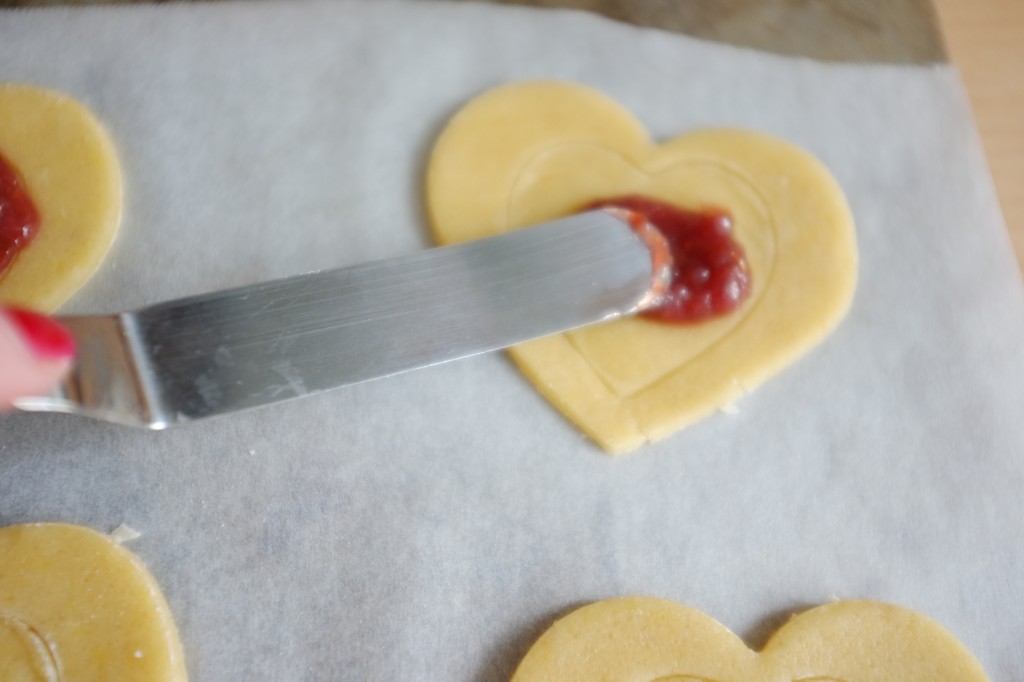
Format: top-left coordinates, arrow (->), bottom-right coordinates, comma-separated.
0,150 -> 41,276
588,196 -> 751,324
0,523 -> 187,681
426,82 -> 857,453
0,84 -> 122,312
510,597 -> 990,682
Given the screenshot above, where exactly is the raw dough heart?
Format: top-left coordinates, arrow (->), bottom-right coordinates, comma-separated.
427,82 -> 856,453
0,84 -> 122,312
510,597 -> 989,682
0,523 -> 187,681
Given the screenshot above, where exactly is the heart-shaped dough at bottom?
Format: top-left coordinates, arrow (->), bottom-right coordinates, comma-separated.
0,523 -> 186,681
0,84 -> 122,312
510,597 -> 989,682
427,82 -> 856,453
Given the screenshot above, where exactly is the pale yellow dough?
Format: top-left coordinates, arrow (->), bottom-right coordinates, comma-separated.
0,84 -> 122,312
427,82 -> 857,453
0,523 -> 187,682
510,597 -> 990,682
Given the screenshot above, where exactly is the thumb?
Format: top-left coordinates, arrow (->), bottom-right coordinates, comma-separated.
0,306 -> 76,409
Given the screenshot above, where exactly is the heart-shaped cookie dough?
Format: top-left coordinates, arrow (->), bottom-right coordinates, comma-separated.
0,523 -> 186,681
510,597 -> 989,682
427,82 -> 856,453
0,84 -> 122,312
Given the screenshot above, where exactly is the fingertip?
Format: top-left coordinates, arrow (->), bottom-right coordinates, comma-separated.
3,306 -> 76,360
0,305 -> 75,409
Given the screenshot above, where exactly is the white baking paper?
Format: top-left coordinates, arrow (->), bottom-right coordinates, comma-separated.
1,1 -> 1022,680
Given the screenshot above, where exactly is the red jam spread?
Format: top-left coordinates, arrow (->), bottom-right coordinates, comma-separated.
589,195 -> 751,324
0,151 -> 40,276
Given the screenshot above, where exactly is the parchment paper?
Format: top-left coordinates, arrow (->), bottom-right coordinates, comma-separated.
2,1 -> 1023,680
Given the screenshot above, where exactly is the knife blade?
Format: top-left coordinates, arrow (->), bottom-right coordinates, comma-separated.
14,209 -> 668,429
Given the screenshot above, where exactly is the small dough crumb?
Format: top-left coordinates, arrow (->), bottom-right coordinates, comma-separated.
110,523 -> 142,544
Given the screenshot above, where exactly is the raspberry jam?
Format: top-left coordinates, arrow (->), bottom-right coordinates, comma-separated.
0,151 -> 40,276
589,196 -> 751,324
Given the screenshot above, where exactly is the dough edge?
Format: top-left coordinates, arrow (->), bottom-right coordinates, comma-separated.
0,82 -> 123,312
0,522 -> 187,681
509,596 -> 990,682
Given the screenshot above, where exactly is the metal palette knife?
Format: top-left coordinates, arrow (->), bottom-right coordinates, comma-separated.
14,210 -> 669,429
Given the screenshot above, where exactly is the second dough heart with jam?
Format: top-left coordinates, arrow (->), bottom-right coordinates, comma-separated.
427,82 -> 856,453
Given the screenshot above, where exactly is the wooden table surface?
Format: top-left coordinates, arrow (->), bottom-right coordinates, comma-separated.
935,0 -> 1024,268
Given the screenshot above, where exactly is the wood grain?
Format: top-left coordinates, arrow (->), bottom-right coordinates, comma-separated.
934,0 -> 1024,267
474,0 -> 944,63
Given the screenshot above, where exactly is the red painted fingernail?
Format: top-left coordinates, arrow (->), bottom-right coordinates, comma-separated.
4,306 -> 76,360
